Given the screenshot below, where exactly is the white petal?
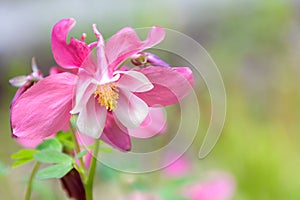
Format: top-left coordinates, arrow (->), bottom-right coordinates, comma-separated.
113,89 -> 149,128
31,57 -> 39,73
71,83 -> 96,114
9,76 -> 28,87
77,96 -> 107,138
70,70 -> 96,114
117,71 -> 153,92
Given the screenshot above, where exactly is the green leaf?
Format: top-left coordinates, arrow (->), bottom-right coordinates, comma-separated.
36,163 -> 73,180
56,131 -> 74,150
36,138 -> 62,152
12,158 -> 34,167
75,150 -> 88,159
11,149 -> 37,168
11,149 -> 37,159
34,150 -> 73,164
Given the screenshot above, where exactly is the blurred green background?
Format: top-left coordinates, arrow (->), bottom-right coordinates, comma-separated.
1,0 -> 300,199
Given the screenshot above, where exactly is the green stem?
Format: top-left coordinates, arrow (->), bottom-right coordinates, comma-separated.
24,162 -> 40,200
69,122 -> 86,177
85,140 -> 100,200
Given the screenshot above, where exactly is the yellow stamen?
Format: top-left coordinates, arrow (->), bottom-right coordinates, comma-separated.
94,83 -> 119,111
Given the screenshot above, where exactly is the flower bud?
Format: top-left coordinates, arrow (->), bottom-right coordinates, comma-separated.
131,52 -> 170,67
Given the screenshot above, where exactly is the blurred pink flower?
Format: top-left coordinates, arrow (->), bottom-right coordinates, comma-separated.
181,172 -> 235,200
163,154 -> 191,178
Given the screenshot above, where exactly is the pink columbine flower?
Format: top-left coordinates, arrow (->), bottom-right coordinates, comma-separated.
51,18 -> 173,145
10,18 -> 194,152
70,24 -> 165,139
53,19 -> 193,145
70,22 -> 193,140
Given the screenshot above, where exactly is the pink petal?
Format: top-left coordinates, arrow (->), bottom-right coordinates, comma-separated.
10,82 -> 34,111
77,96 -> 107,138
134,66 -> 194,106
11,72 -> 76,139
117,71 -> 153,92
92,24 -> 111,80
9,74 -> 43,138
113,90 -> 149,128
14,132 -> 58,149
76,131 -> 95,147
100,113 -> 131,151
15,137 -> 49,149
51,18 -> 91,70
128,107 -> 166,138
105,26 -> 165,70
146,53 -> 170,67
49,67 -> 65,75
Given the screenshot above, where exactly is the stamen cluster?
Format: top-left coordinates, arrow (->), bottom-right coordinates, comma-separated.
94,83 -> 119,111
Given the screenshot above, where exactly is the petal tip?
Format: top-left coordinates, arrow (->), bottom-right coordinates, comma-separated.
125,146 -> 131,151
69,18 -> 75,23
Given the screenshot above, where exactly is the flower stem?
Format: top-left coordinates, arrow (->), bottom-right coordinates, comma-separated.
69,122 -> 86,177
85,140 -> 100,200
24,162 -> 40,200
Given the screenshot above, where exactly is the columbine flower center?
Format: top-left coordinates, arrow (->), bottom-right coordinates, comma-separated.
94,83 -> 119,111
